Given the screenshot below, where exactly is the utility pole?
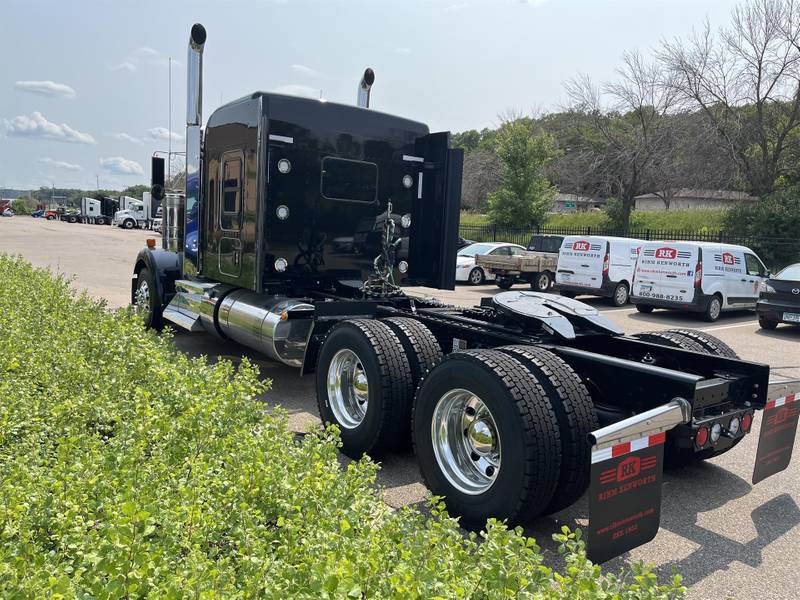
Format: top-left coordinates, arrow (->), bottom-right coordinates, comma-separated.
168,56 -> 172,183
96,174 -> 99,190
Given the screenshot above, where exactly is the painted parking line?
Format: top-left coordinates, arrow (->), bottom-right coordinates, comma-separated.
699,322 -> 756,332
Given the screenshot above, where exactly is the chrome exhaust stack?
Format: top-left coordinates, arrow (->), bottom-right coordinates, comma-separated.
356,68 -> 375,108
183,23 -> 206,273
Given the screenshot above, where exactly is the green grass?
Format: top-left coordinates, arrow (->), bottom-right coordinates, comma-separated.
461,209 -> 728,233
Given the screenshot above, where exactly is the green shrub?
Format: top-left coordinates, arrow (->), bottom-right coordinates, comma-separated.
0,255 -> 685,599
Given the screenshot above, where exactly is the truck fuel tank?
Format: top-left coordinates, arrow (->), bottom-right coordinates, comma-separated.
217,290 -> 314,367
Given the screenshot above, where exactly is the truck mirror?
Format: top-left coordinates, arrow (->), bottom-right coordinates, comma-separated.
151,156 -> 166,201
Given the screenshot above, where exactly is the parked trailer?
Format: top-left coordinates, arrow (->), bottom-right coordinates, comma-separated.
130,24 -> 800,563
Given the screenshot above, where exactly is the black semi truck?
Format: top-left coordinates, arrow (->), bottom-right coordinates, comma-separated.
131,24 -> 799,563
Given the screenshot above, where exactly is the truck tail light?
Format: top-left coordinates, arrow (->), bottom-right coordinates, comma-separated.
741,412 -> 752,432
695,425 -> 709,447
694,262 -> 702,288
602,253 -> 610,275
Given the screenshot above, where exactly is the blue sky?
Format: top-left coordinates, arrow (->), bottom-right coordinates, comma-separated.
0,0 -> 741,191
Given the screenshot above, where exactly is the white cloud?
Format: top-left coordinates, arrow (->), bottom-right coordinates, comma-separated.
3,112 -> 96,144
14,80 -> 76,98
36,157 -> 83,171
109,46 -> 178,72
147,127 -> 183,142
291,64 -> 319,77
110,61 -> 137,72
99,156 -> 144,176
113,132 -> 143,145
274,84 -> 319,98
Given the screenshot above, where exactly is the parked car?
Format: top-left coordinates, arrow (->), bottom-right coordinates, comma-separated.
631,241 -> 769,322
1,208 -> 14,217
756,263 -> 800,330
31,209 -> 45,218
556,236 -> 644,306
455,242 -> 526,285
456,236 -> 474,250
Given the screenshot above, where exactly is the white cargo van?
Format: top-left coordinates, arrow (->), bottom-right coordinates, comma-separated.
630,241 -> 769,321
555,236 -> 644,306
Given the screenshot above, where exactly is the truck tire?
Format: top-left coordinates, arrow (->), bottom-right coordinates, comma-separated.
498,345 -> 597,512
703,294 -> 722,322
610,282 -> 629,306
123,219 -> 135,230
95,217 -> 106,225
531,271 -> 552,292
67,215 -> 77,224
382,318 -> 442,392
316,319 -> 413,458
134,267 -> 163,330
663,329 -> 738,359
412,350 -> 561,528
46,215 -> 55,221
496,277 -> 515,290
633,329 -> 742,465
632,330 -> 707,353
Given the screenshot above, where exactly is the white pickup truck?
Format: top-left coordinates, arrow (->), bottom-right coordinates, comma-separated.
476,234 -> 562,291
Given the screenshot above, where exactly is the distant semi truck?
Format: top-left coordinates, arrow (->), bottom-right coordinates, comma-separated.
60,197 -> 117,225
113,192 -> 154,229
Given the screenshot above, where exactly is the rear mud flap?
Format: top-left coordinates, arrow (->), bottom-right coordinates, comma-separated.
753,392 -> 799,484
587,432 -> 666,564
586,381 -> 800,563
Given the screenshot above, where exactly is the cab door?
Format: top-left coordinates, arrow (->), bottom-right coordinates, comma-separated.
406,132 -> 463,290
218,151 -> 244,278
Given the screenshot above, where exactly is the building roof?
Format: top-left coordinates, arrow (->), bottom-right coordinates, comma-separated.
634,189 -> 758,201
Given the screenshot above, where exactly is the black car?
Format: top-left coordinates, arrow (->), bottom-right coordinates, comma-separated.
756,262 -> 800,329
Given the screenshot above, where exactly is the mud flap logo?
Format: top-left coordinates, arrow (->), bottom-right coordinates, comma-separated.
587,432 -> 665,563
753,394 -> 799,484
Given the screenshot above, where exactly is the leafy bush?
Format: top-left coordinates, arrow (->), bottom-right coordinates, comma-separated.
724,183 -> 800,268
0,255 -> 685,599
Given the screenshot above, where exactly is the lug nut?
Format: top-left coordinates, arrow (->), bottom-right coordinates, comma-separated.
485,466 -> 495,477
470,452 -> 479,462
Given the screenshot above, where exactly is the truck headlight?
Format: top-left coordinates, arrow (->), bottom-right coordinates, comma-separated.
274,257 -> 288,272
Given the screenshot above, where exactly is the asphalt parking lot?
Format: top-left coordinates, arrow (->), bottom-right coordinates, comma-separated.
2,216 -> 799,599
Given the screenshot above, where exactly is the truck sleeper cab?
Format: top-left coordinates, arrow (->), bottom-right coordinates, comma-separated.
129,24 -> 798,563
631,241 -> 769,322
556,235 -> 644,306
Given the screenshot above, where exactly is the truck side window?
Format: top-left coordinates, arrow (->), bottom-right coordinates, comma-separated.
220,156 -> 242,230
321,157 -> 378,203
745,253 -> 764,277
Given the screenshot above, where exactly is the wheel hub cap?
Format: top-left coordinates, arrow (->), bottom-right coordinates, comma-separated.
134,281 -> 151,317
432,389 -> 501,495
327,349 -> 369,429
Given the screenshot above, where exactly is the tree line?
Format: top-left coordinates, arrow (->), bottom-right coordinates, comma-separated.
454,0 -> 800,231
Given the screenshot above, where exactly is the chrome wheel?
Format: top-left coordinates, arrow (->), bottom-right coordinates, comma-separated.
432,389 -> 501,495
134,279 -> 151,319
327,349 -> 369,429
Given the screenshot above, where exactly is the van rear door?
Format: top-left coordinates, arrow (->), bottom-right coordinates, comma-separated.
633,243 -> 699,303
556,236 -> 606,290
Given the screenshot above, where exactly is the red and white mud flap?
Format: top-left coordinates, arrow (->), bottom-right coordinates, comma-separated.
752,380 -> 800,485
586,398 -> 691,564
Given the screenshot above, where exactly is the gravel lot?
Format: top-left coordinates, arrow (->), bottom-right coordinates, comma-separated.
3,215 -> 799,599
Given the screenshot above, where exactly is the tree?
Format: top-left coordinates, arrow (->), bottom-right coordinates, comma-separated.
660,0 -> 800,196
460,151 -> 502,212
564,52 -> 682,227
121,184 -> 150,198
487,120 -> 559,227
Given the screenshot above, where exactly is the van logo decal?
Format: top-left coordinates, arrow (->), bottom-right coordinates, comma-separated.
722,252 -> 734,265
655,247 -> 676,259
573,240 -> 591,251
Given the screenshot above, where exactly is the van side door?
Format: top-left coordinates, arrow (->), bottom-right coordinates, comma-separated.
744,253 -> 768,303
